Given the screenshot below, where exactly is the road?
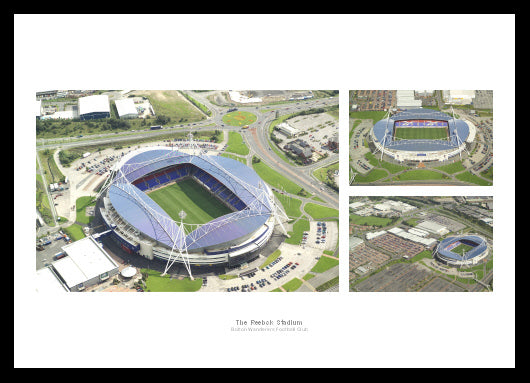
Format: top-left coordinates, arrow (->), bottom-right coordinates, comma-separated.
37,91 -> 339,207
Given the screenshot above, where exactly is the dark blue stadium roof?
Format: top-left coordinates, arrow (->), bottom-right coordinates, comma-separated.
372,108 -> 470,152
437,235 -> 487,261
108,148 -> 272,251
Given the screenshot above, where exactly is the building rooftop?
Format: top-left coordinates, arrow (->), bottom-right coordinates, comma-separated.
53,236 -> 119,289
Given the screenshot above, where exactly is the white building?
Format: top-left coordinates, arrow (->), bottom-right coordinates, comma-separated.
50,236 -> 119,292
276,122 -> 301,138
366,230 -> 387,240
349,201 -> 366,210
396,90 -> 422,110
442,90 -> 476,105
78,94 -> 111,120
36,100 -> 42,118
115,98 -> 138,119
415,90 -> 435,97
35,267 -> 69,292
416,220 -> 450,236
349,236 -> 364,251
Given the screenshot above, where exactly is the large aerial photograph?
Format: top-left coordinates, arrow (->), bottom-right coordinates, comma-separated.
35,90 -> 339,292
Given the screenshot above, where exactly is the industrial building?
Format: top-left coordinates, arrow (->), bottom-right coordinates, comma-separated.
285,142 -> 312,158
276,122 -> 301,138
349,236 -> 363,251
328,133 -> 339,150
35,267 -> 69,292
115,98 -> 138,119
442,90 -> 476,105
415,220 -> 450,236
36,100 -> 42,119
78,94 -> 111,120
396,90 -> 422,110
48,236 -> 120,292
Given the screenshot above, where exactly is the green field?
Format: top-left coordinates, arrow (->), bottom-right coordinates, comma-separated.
452,243 -> 474,257
273,191 -> 302,218
75,196 -> 96,224
394,127 -> 448,140
311,256 -> 339,273
148,179 -> 232,225
304,203 -> 339,220
252,156 -> 308,196
313,161 -> 339,183
397,169 -> 446,181
455,171 -> 493,186
225,131 -> 249,155
352,168 -> 388,183
141,269 -> 203,292
350,213 -> 392,227
285,217 -> 310,245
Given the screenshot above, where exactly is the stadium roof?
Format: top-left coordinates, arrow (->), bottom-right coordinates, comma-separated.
78,94 -> 110,116
108,149 -> 273,251
372,108 -> 470,152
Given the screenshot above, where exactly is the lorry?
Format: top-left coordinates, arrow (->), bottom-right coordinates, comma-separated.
150,125 -> 162,130
53,252 -> 66,260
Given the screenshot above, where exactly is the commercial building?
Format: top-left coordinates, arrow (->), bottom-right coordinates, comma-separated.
416,220 -> 450,236
442,90 -> 476,105
35,267 -> 69,292
396,90 -> 422,110
78,94 -> 110,120
36,100 -> 42,119
349,236 -> 363,251
285,142 -> 312,158
328,133 -> 339,150
276,122 -> 301,138
115,98 -> 138,119
50,236 -> 119,292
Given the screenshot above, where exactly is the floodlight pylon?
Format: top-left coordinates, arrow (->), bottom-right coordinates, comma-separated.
161,210 -> 193,279
449,106 -> 469,161
259,180 -> 289,237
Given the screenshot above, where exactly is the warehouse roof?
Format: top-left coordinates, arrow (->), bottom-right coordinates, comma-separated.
78,94 -> 110,116
52,236 -> 119,289
115,98 -> 138,117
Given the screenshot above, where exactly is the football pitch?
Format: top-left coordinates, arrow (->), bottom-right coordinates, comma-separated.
147,178 -> 232,225
451,243 -> 475,257
394,127 -> 448,140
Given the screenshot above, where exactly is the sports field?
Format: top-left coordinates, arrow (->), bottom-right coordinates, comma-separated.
394,127 -> 448,140
451,243 -> 475,257
148,178 -> 232,225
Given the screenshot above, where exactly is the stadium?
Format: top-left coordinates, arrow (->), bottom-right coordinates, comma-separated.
96,144 -> 287,278
434,235 -> 488,267
370,108 -> 476,162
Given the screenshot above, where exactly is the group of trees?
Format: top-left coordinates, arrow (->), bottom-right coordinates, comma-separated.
58,150 -> 82,167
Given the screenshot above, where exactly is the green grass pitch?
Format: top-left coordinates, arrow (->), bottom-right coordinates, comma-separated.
147,178 -> 232,225
451,243 -> 475,257
394,127 -> 448,140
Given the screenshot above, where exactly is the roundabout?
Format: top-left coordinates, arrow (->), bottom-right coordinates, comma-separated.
222,110 -> 257,127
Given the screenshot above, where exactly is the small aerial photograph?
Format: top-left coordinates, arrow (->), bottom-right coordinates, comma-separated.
349,90 -> 493,186
349,196 -> 493,292
35,90 -> 340,293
